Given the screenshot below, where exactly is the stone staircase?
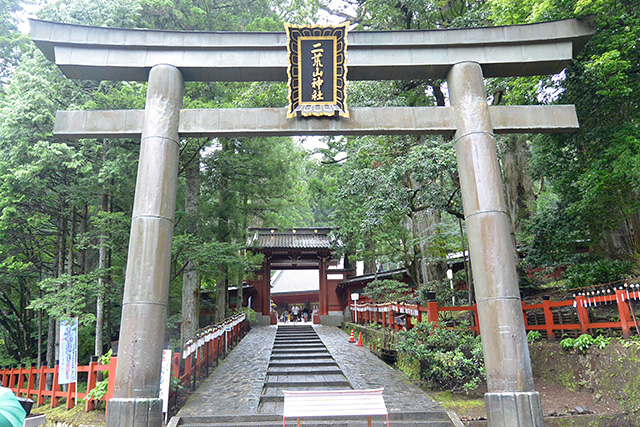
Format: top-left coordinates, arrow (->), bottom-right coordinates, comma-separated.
173,412 -> 455,426
170,325 -> 456,426
258,324 -> 352,413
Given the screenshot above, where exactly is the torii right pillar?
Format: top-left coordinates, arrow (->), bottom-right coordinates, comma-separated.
448,62 -> 544,426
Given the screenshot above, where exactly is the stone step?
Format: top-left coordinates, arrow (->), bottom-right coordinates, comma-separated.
274,338 -> 323,344
269,360 -> 337,368
266,373 -> 347,382
275,332 -> 319,336
264,380 -> 350,388
271,349 -> 327,355
270,354 -> 332,360
261,384 -> 353,396
272,343 -> 325,349
178,420 -> 453,426
274,335 -> 319,340
174,412 -> 454,426
278,324 -> 313,330
267,368 -> 344,376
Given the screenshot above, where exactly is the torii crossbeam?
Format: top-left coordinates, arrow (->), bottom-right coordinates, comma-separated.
31,18 -> 594,427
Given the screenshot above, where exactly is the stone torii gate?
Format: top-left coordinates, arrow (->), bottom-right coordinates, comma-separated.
30,18 -> 593,427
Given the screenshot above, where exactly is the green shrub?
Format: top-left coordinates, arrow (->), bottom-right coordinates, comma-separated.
560,334 -> 611,353
363,279 -> 412,303
527,330 -> 542,343
396,322 -> 485,392
84,378 -> 109,402
562,259 -> 633,289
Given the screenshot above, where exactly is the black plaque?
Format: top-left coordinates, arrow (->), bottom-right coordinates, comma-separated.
285,23 -> 349,118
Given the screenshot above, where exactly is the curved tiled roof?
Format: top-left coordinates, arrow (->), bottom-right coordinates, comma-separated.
247,228 -> 333,250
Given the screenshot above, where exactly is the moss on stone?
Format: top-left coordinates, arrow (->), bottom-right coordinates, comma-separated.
530,340 -> 640,417
397,352 -> 421,381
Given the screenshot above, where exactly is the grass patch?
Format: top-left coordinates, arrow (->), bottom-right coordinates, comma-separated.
31,402 -> 106,426
428,390 -> 485,415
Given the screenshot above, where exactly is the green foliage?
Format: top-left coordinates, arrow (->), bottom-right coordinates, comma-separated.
417,279 -> 469,307
560,334 -> 611,353
562,259 -> 633,289
525,0 -> 640,261
363,279 -> 412,303
236,306 -> 257,323
84,378 -> 109,402
98,349 -> 112,365
527,330 -> 542,343
169,375 -> 183,393
352,0 -> 489,30
396,322 -> 485,392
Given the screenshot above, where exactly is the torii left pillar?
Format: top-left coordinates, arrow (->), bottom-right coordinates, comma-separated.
107,64 -> 184,427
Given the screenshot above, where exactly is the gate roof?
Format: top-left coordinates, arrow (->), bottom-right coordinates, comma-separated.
247,228 -> 335,269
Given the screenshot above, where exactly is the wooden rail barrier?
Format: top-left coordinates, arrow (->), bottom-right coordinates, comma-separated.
0,313 -> 249,414
353,288 -> 640,340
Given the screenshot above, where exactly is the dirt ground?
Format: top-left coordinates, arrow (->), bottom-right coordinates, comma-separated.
432,377 -> 624,422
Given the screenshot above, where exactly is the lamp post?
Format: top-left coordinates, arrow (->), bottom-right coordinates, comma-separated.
447,269 -> 454,305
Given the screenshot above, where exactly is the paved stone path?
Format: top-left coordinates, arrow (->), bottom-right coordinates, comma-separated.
314,325 -> 442,414
176,324 -> 444,418
177,325 -> 276,416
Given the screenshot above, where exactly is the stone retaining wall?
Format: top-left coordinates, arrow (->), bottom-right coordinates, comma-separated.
529,341 -> 640,416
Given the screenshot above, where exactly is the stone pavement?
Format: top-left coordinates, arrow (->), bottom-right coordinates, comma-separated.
176,323 -> 448,418
177,325 -> 276,416
314,325 -> 442,414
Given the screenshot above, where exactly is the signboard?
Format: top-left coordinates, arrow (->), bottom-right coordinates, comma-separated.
285,23 -> 349,118
58,318 -> 78,385
159,349 -> 172,417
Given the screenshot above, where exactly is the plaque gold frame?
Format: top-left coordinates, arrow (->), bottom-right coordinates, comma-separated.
285,22 -> 349,119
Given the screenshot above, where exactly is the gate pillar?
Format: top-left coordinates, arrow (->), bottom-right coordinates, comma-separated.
261,260 -> 271,316
106,64 -> 183,427
319,257 -> 328,316
447,62 -> 544,426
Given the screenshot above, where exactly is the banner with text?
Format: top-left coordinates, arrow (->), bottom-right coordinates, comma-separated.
58,318 -> 78,385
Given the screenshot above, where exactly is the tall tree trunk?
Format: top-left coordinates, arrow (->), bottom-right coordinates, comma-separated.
363,239 -> 376,275
67,207 -> 75,292
238,195 -> 250,310
215,278 -> 227,323
181,154 -> 201,345
95,192 -> 109,357
37,288 -> 42,368
47,208 -> 67,387
95,140 -> 110,357
404,173 -> 447,285
215,141 -> 231,322
459,218 -> 473,304
600,218 -> 636,258
78,203 -> 88,274
408,208 -> 446,284
501,134 -> 536,235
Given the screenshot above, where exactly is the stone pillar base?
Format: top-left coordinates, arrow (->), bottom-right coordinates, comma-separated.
106,398 -> 163,427
485,391 -> 544,427
253,314 -> 272,325
319,313 -> 343,326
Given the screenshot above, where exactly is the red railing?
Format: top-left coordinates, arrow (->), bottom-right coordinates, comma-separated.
0,357 -> 117,411
353,288 -> 640,340
0,314 -> 249,413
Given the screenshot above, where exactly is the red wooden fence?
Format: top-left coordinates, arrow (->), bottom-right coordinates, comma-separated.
0,314 -> 249,414
353,288 -> 640,340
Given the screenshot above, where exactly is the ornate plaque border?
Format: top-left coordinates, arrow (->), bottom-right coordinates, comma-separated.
285,22 -> 349,119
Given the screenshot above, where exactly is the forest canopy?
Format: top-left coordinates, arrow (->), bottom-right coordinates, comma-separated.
0,0 -> 639,368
